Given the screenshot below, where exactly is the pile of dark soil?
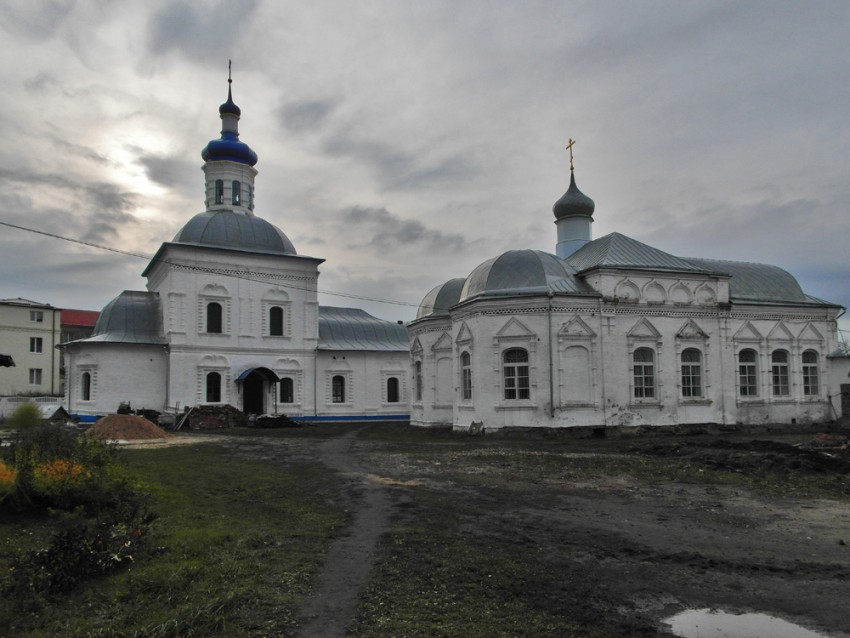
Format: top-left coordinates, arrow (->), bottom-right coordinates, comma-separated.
87,414 -> 172,441
635,438 -> 850,475
184,404 -> 248,430
252,414 -> 299,428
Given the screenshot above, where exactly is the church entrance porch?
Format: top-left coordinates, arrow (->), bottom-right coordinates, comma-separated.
236,367 -> 280,416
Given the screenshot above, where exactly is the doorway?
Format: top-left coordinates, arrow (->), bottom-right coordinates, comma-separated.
243,370 -> 265,415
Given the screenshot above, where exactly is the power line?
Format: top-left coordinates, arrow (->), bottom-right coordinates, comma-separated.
0,220 -> 428,311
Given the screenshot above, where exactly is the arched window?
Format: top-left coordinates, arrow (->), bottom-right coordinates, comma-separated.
231,180 -> 241,205
414,361 -> 422,402
802,350 -> 819,396
206,302 -> 222,333
206,372 -> 221,403
771,349 -> 789,396
214,179 -> 223,204
739,349 -> 758,396
503,348 -> 529,400
269,306 -> 284,336
280,377 -> 294,403
461,351 -> 472,401
81,372 -> 91,401
387,377 -> 399,403
681,348 -> 702,398
332,375 -> 345,403
633,348 -> 655,399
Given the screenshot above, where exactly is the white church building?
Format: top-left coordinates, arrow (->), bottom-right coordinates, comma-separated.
409,149 -> 845,431
62,80 -> 409,423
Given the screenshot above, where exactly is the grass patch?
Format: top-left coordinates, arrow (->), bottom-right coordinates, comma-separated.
0,442 -> 348,637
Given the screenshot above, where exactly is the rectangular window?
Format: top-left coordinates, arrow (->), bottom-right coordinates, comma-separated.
633,348 -> 655,399
680,348 -> 702,398
30,337 -> 43,353
802,351 -> 819,396
30,310 -> 43,323
771,351 -> 790,396
29,368 -> 42,385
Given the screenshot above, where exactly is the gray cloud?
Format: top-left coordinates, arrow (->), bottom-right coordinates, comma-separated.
278,98 -> 338,132
0,0 -> 75,40
147,0 -> 260,61
324,133 -> 478,190
341,205 -> 470,253
136,151 -> 197,190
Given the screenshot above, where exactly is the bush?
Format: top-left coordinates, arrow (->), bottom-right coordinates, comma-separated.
4,502 -> 156,603
7,402 -> 42,430
1,423 -> 156,607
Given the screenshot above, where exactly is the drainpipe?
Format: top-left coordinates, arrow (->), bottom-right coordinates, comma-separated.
313,349 -> 318,417
51,308 -> 58,395
67,346 -> 73,415
599,304 -> 608,427
548,294 -> 554,418
163,345 -> 170,413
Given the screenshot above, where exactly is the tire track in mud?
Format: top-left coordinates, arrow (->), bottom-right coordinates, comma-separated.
295,428 -> 393,638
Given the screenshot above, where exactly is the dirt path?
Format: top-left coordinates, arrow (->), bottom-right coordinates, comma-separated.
295,428 -> 398,637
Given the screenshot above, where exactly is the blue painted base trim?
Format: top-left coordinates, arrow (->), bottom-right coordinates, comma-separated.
290,414 -> 410,423
71,414 -> 100,424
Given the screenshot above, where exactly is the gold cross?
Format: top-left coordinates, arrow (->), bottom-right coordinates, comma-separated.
566,138 -> 576,172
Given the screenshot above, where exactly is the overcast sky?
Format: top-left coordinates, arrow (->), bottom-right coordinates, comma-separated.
0,0 -> 847,338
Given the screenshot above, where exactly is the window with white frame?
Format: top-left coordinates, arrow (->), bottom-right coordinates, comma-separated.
414,361 -> 423,402
30,310 -> 43,323
771,349 -> 790,396
81,372 -> 92,401
206,371 -> 222,403
206,302 -> 223,333
503,348 -> 530,400
461,351 -> 472,401
633,348 -> 656,399
30,337 -> 43,353
280,377 -> 294,403
738,349 -> 759,397
387,377 -> 400,403
332,375 -> 346,403
680,348 -> 702,398
269,306 -> 284,336
802,350 -> 819,396
29,368 -> 42,385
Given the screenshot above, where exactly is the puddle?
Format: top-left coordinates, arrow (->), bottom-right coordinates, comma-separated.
665,608 -> 831,638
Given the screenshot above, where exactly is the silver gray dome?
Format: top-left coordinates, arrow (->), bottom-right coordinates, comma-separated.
83,291 -> 165,344
460,250 -> 597,302
417,278 -> 465,319
174,211 -> 296,255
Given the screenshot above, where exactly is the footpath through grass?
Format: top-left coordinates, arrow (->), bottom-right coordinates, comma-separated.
1,440 -> 347,637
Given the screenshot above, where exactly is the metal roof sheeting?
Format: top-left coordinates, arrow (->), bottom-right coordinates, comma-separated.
318,306 -> 409,351
460,250 -> 598,302
78,291 -> 166,344
683,257 -> 824,305
567,232 -> 710,274
417,278 -> 466,319
174,210 -> 297,255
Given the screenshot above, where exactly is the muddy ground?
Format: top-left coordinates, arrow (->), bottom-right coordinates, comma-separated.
202,426 -> 850,637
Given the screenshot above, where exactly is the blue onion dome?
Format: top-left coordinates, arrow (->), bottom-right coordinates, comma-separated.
416,278 -> 466,319
201,132 -> 258,166
173,211 -> 297,255
460,249 -> 596,302
553,172 -> 595,220
201,83 -> 258,166
219,86 -> 241,116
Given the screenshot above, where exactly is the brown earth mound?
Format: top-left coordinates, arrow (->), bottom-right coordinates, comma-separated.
87,414 -> 172,441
